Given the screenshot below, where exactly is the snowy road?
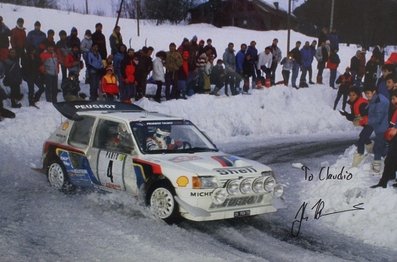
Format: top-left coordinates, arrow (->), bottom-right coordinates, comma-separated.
1,137 -> 396,262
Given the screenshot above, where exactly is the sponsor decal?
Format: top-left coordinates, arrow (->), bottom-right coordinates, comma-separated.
61,121 -> 69,130
169,155 -> 202,163
146,121 -> 174,126
214,167 -> 257,176
210,195 -> 264,209
105,151 -> 125,161
190,191 -> 212,197
74,104 -> 116,110
212,155 -> 240,167
105,182 -> 121,190
68,169 -> 88,177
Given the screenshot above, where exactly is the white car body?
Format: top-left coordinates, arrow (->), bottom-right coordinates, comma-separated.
42,102 -> 284,222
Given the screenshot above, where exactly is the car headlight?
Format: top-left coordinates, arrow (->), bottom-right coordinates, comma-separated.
252,177 -> 266,193
273,184 -> 284,198
264,176 -> 276,192
240,178 -> 254,194
212,188 -> 228,205
192,176 -> 218,189
226,179 -> 240,195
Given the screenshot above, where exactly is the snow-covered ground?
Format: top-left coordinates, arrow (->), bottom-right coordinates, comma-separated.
1,3 -> 396,260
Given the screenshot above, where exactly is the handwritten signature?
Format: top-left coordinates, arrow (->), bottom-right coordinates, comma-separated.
291,199 -> 364,237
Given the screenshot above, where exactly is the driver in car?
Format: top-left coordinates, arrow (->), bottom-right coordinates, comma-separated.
146,127 -> 182,150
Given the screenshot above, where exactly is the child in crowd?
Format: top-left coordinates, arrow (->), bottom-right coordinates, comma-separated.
101,66 -> 119,101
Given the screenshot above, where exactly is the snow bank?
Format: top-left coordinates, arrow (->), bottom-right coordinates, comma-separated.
299,146 -> 397,250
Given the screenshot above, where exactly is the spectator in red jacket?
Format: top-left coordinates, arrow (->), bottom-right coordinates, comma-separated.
121,48 -> 137,103
0,16 -> 11,62
10,17 -> 26,61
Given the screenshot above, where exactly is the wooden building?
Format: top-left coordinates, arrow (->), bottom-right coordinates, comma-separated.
189,0 -> 297,31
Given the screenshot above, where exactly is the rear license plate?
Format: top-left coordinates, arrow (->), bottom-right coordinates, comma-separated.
234,210 -> 251,217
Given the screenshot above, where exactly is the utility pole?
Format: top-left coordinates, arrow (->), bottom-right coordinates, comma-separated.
330,0 -> 335,31
287,0 -> 291,53
85,0 -> 88,14
115,0 -> 124,28
136,0 -> 140,37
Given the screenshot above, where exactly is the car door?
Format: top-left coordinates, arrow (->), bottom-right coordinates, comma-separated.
90,119 -> 137,192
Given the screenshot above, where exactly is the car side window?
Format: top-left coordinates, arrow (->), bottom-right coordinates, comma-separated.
94,120 -> 134,154
68,116 -> 95,148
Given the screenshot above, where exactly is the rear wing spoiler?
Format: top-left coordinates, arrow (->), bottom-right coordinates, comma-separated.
53,101 -> 145,120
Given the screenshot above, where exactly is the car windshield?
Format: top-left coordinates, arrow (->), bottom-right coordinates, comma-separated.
130,120 -> 218,154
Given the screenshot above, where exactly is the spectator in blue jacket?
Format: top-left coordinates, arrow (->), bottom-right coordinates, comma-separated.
235,43 -> 247,92
364,85 -> 390,173
376,64 -> 394,99
246,41 -> 259,88
26,21 -> 46,52
327,28 -> 339,51
87,43 -> 104,101
299,41 -> 313,88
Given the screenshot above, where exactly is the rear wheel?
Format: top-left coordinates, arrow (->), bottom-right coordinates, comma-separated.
47,159 -> 74,192
148,181 -> 180,223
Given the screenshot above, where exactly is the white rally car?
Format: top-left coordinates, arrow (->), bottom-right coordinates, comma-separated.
42,101 -> 284,223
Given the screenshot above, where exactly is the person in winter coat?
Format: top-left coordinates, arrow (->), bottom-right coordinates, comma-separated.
178,50 -> 190,98
188,35 -> 199,73
92,23 -> 107,60
315,40 -> 330,84
3,49 -> 23,108
113,44 -> 126,95
267,38 -> 282,85
21,47 -> 45,106
291,41 -> 302,89
334,67 -> 353,111
26,21 -> 46,53
376,64 -> 394,99
340,87 -> 373,167
235,43 -> 247,77
165,42 -> 183,100
307,40 -> 317,84
135,46 -> 153,100
223,42 -> 238,95
10,17 -> 26,61
87,43 -> 104,101
109,26 -> 123,55
371,89 -> 397,188
56,30 -> 69,82
0,16 -> 11,62
363,85 -> 389,173
242,52 -> 255,93
67,27 -> 80,49
364,55 -> 378,89
80,29 -> 93,84
152,51 -> 166,103
210,59 -> 226,96
120,48 -> 137,103
299,41 -> 314,88
196,50 -> 211,94
101,66 -> 119,101
40,43 -> 59,103
203,38 -> 217,62
280,52 -> 294,86
64,44 -> 82,77
61,72 -> 83,102
258,47 -> 273,80
246,40 -> 259,88
350,50 -> 366,88
327,48 -> 340,89
42,29 -> 55,50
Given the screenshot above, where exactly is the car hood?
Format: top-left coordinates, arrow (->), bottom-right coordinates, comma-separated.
142,152 -> 271,176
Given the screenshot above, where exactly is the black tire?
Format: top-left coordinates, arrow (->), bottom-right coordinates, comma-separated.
47,159 -> 75,192
147,181 -> 180,224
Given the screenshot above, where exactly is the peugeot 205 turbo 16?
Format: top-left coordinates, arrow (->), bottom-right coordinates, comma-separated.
42,101 -> 284,223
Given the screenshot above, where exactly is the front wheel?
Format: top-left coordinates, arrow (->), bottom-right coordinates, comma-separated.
148,182 -> 180,224
47,159 -> 74,192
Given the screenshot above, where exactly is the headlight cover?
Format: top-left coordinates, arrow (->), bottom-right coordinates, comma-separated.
264,176 -> 276,192
226,179 -> 240,195
193,176 -> 218,189
240,178 -> 254,194
212,188 -> 228,205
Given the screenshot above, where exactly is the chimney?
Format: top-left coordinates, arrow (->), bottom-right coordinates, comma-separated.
274,2 -> 279,10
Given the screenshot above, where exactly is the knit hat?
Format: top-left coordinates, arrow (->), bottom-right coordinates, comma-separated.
34,21 -> 41,26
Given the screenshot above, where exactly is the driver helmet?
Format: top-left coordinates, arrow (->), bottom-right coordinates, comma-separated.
155,126 -> 171,138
